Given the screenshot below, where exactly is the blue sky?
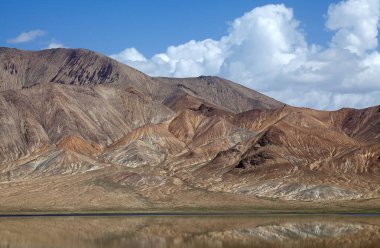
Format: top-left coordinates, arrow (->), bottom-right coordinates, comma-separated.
1,0 -> 380,110
2,0 -> 333,55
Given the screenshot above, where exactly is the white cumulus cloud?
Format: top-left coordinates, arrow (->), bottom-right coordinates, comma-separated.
110,0 -> 380,110
7,30 -> 46,43
219,4 -> 308,90
111,39 -> 224,77
110,47 -> 147,62
46,42 -> 66,49
326,0 -> 380,55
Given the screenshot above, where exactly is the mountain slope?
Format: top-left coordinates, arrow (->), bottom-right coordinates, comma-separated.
0,47 -> 379,211
0,47 -> 283,112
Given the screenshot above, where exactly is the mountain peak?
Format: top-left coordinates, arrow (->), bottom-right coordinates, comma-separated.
0,47 -> 152,91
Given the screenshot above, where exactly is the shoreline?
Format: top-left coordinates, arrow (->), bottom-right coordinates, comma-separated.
1,211 -> 380,217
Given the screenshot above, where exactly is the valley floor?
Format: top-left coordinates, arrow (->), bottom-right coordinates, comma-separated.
1,169 -> 380,214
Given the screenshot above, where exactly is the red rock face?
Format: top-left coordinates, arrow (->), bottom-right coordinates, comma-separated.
0,47 -> 379,210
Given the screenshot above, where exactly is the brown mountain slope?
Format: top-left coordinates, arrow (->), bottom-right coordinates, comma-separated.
0,47 -> 379,212
0,47 -> 283,113
195,106 -> 380,201
156,76 -> 283,112
0,47 -> 154,92
0,82 -> 173,164
330,106 -> 380,143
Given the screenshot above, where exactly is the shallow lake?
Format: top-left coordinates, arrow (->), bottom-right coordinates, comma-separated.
1,214 -> 380,248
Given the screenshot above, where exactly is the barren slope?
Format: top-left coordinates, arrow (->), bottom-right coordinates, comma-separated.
0,47 -> 379,211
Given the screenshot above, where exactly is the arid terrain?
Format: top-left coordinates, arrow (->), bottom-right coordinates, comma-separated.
0,47 -> 379,212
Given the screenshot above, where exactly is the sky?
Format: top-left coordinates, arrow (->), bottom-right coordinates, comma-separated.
1,0 -> 380,110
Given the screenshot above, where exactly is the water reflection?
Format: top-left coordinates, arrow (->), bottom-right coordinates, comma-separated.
0,215 -> 380,248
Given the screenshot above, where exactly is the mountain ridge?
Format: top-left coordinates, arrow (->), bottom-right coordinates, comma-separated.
0,47 -> 379,211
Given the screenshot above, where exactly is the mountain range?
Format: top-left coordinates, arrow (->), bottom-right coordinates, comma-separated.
0,47 -> 379,212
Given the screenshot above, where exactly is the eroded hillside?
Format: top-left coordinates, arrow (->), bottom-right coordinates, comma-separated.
0,47 -> 379,211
